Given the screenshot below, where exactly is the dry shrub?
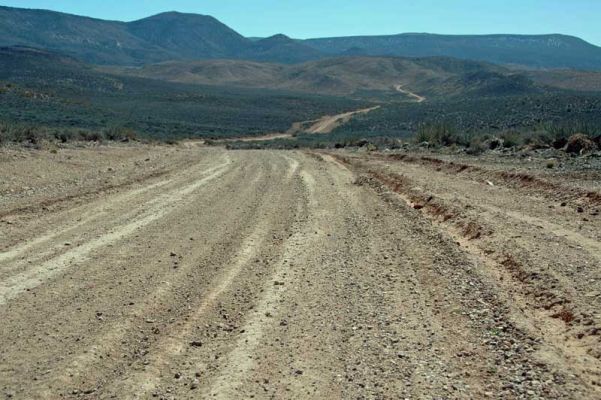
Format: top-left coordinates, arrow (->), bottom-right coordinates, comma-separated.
565,133 -> 596,154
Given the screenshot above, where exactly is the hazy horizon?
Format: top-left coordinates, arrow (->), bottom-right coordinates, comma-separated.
1,0 -> 601,46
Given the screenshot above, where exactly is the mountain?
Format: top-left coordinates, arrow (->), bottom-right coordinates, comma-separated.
1,6 -> 601,70
126,12 -> 250,59
304,33 -> 601,70
242,34 -> 322,63
108,56 -> 538,99
0,45 -> 83,74
0,6 -> 163,65
0,6 -> 319,65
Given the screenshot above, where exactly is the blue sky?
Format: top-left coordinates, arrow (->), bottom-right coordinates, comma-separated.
2,0 -> 601,45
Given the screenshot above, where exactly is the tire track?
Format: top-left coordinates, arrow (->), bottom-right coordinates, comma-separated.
31,156 -> 264,398
0,155 -> 228,267
0,160 -> 231,305
207,167 -> 315,398
94,153 -> 303,398
1,147 -> 598,400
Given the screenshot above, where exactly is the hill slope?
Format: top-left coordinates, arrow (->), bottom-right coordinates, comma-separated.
524,69 -> 601,92
126,12 -> 251,60
110,56 -> 539,99
2,6 -> 601,69
304,33 -> 601,70
242,34 -> 323,63
0,6 -> 321,65
0,46 -> 361,138
0,46 -> 126,91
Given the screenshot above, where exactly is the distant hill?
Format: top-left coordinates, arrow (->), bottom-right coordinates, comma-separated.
0,6 -> 320,65
0,45 -> 361,138
6,45 -> 534,102
106,59 -> 285,87
0,45 -> 83,73
303,33 -> 601,70
242,34 -> 322,64
108,56 -> 539,99
126,12 -> 250,60
0,6 -> 164,65
2,6 -> 601,70
0,45 -> 125,91
524,69 -> 601,92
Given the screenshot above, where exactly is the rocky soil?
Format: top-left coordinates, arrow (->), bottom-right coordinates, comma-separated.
0,144 -> 599,399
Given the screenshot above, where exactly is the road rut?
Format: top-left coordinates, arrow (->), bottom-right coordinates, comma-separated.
0,147 -> 599,399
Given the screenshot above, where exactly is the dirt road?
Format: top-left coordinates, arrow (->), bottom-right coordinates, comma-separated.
394,85 -> 426,103
304,106 -> 380,134
1,145 -> 600,399
222,106 -> 380,143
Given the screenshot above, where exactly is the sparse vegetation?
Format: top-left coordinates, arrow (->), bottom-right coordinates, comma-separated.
414,123 -> 462,146
334,94 -> 601,140
222,129 -> 407,150
0,74 -> 363,141
2,36 -> 601,157
313,94 -> 601,154
0,47 -> 366,142
466,136 -> 487,155
0,121 -> 140,146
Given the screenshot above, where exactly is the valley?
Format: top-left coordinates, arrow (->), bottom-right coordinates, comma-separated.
1,3 -> 601,399
4,45 -> 601,147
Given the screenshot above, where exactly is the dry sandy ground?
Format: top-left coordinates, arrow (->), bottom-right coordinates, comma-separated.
0,144 -> 600,399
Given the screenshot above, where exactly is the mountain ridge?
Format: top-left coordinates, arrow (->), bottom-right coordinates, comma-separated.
304,33 -> 601,70
1,5 -> 601,69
